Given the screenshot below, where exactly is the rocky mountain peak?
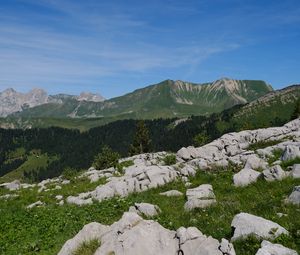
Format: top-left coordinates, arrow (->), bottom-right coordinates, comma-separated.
77,92 -> 105,102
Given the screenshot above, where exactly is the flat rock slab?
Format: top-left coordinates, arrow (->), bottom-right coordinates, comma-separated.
255,240 -> 298,255
184,184 -> 216,211
159,190 -> 183,197
231,213 -> 289,241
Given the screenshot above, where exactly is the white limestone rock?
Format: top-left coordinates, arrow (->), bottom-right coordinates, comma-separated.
0,180 -> 21,191
27,200 -> 44,209
255,240 -> 298,255
66,196 -> 93,206
233,168 -> 261,187
281,145 -> 300,161
160,190 -> 183,197
263,165 -> 287,182
129,202 -> 161,217
177,227 -> 236,255
286,186 -> 300,205
231,213 -> 289,241
184,184 -> 216,211
244,154 -> 268,170
291,164 -> 300,178
219,238 -> 236,255
58,222 -> 108,255
94,212 -> 178,255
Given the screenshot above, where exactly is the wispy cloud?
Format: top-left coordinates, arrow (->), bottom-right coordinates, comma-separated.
0,0 -> 299,95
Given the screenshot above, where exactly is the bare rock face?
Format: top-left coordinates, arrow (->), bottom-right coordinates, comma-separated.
255,240 -> 298,255
184,184 -> 217,211
0,88 -> 48,117
231,213 -> 289,241
77,92 -> 105,102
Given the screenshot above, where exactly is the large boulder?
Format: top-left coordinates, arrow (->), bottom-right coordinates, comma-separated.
184,184 -> 216,211
255,240 -> 298,255
286,186 -> 300,205
291,164 -> 300,178
58,222 -> 108,255
129,202 -> 161,217
231,213 -> 289,241
281,145 -> 300,161
94,212 -> 178,255
233,168 -> 261,187
263,165 -> 286,182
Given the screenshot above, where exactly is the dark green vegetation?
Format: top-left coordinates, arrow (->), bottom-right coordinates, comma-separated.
6,79 -> 272,120
0,85 -> 299,183
92,146 -> 120,170
162,154 -> 177,165
0,168 -> 299,254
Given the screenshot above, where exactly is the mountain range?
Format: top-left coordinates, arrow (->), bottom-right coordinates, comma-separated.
0,78 -> 272,121
0,88 -> 105,117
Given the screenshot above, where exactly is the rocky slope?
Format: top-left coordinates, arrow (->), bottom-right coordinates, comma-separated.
1,119 -> 299,254
0,88 -> 105,117
6,78 -> 272,119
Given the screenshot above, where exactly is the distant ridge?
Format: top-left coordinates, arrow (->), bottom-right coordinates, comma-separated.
2,78 -> 272,120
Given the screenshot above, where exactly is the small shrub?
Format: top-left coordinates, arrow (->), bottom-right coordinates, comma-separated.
281,157 -> 300,169
116,160 -> 134,173
62,167 -> 79,180
73,239 -> 100,255
193,133 -> 209,147
163,154 -> 176,165
93,146 -> 120,170
267,148 -> 283,164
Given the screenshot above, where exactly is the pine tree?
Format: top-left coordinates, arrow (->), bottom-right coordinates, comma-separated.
129,120 -> 151,155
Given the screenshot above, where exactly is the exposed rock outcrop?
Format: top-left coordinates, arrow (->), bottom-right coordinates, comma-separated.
231,213 -> 289,241
58,212 -> 236,255
255,240 -> 298,255
184,184 -> 217,211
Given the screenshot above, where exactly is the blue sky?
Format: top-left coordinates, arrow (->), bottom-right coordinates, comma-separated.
0,0 -> 299,98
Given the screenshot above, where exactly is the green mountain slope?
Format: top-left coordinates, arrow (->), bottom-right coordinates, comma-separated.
9,78 -> 272,120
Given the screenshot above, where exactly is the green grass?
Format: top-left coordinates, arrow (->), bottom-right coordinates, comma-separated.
73,239 -> 100,255
0,168 -> 299,255
281,157 -> 300,169
248,140 -> 284,151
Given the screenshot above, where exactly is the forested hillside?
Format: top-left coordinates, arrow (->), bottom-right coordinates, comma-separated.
1,87 -> 299,183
